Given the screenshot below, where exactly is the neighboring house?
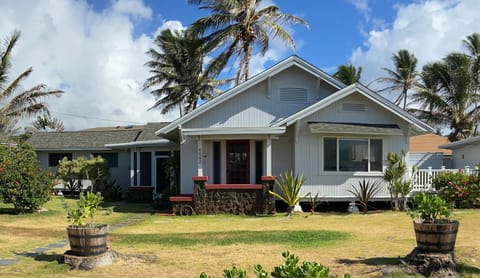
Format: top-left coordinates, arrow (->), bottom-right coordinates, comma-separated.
156,56 -> 435,201
409,133 -> 452,169
439,136 -> 480,169
28,122 -> 178,194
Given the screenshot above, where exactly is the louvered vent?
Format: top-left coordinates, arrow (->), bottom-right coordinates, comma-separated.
279,88 -> 308,103
342,103 -> 365,112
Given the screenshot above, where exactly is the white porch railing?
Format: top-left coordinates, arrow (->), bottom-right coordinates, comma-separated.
411,166 -> 478,192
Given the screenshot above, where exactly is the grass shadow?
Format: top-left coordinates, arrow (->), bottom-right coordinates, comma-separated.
337,257 -> 401,266
0,207 -> 18,215
104,201 -> 157,214
457,263 -> 480,275
34,253 -> 63,263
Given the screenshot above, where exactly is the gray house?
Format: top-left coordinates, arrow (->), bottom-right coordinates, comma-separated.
28,122 -> 178,194
156,56 -> 435,201
28,56 -> 435,202
439,136 -> 480,169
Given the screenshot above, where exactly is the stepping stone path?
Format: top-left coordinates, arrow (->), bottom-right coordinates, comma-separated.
0,213 -> 149,267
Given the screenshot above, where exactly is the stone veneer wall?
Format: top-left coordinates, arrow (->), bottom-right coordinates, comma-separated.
192,176 -> 275,215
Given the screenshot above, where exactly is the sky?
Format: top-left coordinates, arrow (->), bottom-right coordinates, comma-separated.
1,0 -> 480,131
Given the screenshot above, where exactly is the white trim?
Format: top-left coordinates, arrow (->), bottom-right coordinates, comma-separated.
182,127 -> 286,136
439,136 -> 480,149
105,139 -> 174,148
197,138 -> 203,176
266,135 -> 272,175
309,122 -> 403,136
156,56 -> 345,136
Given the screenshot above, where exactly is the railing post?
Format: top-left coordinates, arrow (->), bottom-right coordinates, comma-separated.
465,166 -> 470,175
427,166 -> 432,191
441,165 -> 446,170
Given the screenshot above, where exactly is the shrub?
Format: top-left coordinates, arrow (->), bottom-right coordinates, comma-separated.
0,142 -> 54,213
432,172 -> 480,208
56,155 -> 109,195
347,178 -> 382,214
409,193 -> 453,223
199,251 -> 350,278
269,171 -> 308,217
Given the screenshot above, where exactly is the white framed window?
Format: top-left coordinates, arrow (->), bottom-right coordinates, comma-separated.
323,137 -> 382,172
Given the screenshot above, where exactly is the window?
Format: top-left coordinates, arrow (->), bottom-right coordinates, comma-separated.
92,152 -> 118,168
323,137 -> 382,172
48,153 -> 72,167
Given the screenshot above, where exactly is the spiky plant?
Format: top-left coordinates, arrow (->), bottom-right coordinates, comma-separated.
347,178 -> 382,214
269,171 -> 308,217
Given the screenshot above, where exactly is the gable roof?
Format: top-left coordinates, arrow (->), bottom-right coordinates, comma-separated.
28,122 -> 172,151
28,129 -> 141,150
439,136 -> 480,150
272,83 -> 435,135
156,55 -> 346,136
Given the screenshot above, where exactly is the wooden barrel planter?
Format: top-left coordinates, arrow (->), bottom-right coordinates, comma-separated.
413,221 -> 459,253
67,224 -> 108,256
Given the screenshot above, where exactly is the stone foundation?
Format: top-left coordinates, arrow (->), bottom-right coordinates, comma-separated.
405,247 -> 457,277
191,176 -> 276,215
62,249 -> 118,270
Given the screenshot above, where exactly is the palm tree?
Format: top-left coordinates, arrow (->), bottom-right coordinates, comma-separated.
333,63 -> 362,85
377,49 -> 418,110
0,30 -> 63,134
410,53 -> 479,142
144,28 -> 228,116
189,0 -> 309,85
31,114 -> 64,132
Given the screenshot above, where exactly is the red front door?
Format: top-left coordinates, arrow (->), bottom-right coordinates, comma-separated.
227,140 -> 249,184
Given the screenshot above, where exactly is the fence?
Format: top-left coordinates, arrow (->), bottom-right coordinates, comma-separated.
411,166 -> 478,192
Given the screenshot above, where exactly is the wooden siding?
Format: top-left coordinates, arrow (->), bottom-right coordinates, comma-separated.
409,133 -> 452,155
185,67 -> 337,129
292,93 -> 409,200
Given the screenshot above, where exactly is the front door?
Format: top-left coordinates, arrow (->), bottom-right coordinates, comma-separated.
227,140 -> 249,184
156,157 -> 170,194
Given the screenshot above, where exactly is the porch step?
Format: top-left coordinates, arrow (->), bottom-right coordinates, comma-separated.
169,196 -> 193,202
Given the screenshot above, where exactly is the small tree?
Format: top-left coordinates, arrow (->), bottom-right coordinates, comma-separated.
0,142 -> 54,213
56,156 -> 108,195
269,171 -> 308,217
383,150 -> 413,211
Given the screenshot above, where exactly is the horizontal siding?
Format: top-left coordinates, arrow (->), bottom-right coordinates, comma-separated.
292,91 -> 410,200
186,67 -> 337,128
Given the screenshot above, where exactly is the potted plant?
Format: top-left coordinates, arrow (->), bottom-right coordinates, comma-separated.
62,191 -> 109,256
408,192 -> 459,253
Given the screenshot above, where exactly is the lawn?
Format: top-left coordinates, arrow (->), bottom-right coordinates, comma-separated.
0,197 -> 479,277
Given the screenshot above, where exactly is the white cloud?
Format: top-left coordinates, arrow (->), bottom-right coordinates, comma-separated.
349,0 -> 372,21
351,0 -> 480,89
1,0 -> 180,131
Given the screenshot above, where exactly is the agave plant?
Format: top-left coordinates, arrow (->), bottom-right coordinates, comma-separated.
347,178 -> 382,214
269,171 -> 308,217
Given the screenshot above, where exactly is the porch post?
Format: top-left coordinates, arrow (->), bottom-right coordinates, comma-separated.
129,149 -> 134,187
266,135 -> 272,175
197,137 -> 203,176
136,148 -> 141,186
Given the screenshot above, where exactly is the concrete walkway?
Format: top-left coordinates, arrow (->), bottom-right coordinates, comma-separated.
0,213 -> 149,266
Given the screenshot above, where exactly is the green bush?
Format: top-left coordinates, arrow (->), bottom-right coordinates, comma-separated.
432,172 -> 480,208
199,251 -> 350,278
0,142 -> 54,213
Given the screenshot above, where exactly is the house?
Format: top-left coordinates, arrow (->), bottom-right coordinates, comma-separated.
28,122 -> 178,195
156,56 -> 435,202
409,133 -> 452,169
439,136 -> 480,170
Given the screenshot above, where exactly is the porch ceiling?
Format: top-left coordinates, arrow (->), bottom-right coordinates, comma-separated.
308,122 -> 403,136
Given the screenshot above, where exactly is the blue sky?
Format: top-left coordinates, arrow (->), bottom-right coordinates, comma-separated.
1,0 -> 480,130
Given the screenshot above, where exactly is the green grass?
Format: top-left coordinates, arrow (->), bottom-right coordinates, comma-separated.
113,229 -> 350,248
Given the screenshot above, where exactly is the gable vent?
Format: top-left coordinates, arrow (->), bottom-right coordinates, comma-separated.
342,103 -> 365,112
279,87 -> 308,103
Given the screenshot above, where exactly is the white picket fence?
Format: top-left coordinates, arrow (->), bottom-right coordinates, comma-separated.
411,166 -> 478,192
